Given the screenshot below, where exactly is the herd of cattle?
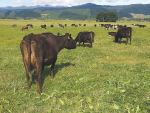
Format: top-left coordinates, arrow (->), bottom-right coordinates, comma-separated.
18,22 -> 146,94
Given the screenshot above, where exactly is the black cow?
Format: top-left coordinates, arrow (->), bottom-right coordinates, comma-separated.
20,33 -> 76,94
58,24 -> 64,28
94,24 -> 96,27
78,24 -> 82,26
75,31 -> 95,47
108,32 -> 117,37
115,27 -> 132,45
83,24 -> 86,26
65,24 -> 67,27
50,25 -> 54,28
139,25 -> 146,28
41,24 -> 46,29
71,24 -> 75,26
27,24 -> 33,28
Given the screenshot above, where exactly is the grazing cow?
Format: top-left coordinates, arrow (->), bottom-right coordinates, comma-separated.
65,24 -> 67,27
58,24 -> 64,28
20,33 -> 76,94
12,24 -> 17,27
75,31 -> 95,47
108,32 -> 117,37
94,24 -> 96,27
75,24 -> 78,27
50,25 -> 54,28
83,24 -> 86,26
115,27 -> 132,45
22,26 -> 28,31
78,24 -> 82,26
27,24 -> 33,28
99,24 -> 104,27
41,24 -> 46,29
71,24 -> 75,26
139,25 -> 146,28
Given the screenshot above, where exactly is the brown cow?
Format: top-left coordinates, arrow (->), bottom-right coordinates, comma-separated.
22,26 -> 28,31
20,33 -> 76,94
12,24 -> 17,27
75,31 -> 95,47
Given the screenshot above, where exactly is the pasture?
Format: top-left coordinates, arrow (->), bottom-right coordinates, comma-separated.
0,19 -> 150,112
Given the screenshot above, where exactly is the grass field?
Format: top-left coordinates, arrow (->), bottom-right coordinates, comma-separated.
0,19 -> 150,112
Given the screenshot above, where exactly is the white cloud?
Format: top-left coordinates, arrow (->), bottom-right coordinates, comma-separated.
12,0 -> 97,6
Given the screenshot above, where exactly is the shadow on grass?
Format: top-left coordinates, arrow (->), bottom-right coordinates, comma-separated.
76,43 -> 92,48
113,40 -> 129,44
30,62 -> 75,92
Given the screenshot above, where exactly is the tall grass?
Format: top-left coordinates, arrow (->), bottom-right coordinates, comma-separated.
0,19 -> 150,112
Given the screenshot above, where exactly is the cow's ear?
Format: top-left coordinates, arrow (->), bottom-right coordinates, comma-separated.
69,34 -> 73,40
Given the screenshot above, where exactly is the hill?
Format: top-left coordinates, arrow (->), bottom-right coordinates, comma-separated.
1,3 -> 150,19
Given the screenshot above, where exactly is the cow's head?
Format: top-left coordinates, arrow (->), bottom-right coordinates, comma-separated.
64,34 -> 76,49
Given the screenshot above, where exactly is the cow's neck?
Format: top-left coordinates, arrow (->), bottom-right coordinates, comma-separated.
55,36 -> 67,52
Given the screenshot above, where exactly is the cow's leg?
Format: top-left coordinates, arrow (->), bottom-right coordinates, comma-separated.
126,37 -> 128,45
51,63 -> 55,78
37,62 -> 42,94
25,69 -> 30,90
36,54 -> 43,94
83,41 -> 84,47
120,38 -> 122,44
130,37 -> 131,45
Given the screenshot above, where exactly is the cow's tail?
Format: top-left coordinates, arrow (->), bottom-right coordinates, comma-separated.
27,33 -> 32,78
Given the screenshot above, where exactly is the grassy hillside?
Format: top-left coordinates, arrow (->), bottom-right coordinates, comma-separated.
0,19 -> 150,112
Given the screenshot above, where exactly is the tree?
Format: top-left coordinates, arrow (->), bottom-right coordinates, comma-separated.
96,12 -> 106,22
96,12 -> 118,22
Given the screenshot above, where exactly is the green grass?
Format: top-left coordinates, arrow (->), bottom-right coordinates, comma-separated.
0,19 -> 150,112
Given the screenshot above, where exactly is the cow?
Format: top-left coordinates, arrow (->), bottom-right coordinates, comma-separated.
41,24 -> 46,29
20,33 -> 76,94
75,31 -> 95,47
83,24 -> 86,26
22,26 -> 28,31
12,24 -> 17,27
75,24 -> 78,27
115,27 -> 132,45
78,24 -> 82,26
71,24 -> 75,26
58,24 -> 64,28
94,24 -> 96,27
139,25 -> 146,28
65,24 -> 67,27
108,32 -> 117,37
27,24 -> 33,28
50,25 -> 54,28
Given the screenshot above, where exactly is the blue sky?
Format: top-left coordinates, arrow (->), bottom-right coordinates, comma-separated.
1,0 -> 150,7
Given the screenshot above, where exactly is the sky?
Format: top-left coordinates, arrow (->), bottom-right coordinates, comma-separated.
1,0 -> 150,7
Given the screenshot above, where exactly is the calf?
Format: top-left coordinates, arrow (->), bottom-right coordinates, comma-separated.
20,33 -> 76,94
41,24 -> 46,29
75,31 -> 95,47
22,26 -> 28,31
12,24 -> 17,27
58,24 -> 64,28
115,27 -> 132,45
